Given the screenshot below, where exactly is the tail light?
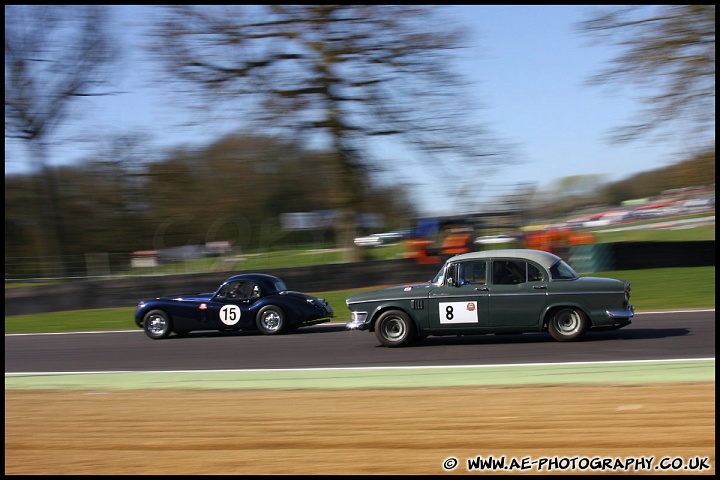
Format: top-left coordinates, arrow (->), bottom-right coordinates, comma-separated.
624,283 -> 631,307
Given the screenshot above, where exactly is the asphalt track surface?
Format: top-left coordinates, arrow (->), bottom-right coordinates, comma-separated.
5,310 -> 715,389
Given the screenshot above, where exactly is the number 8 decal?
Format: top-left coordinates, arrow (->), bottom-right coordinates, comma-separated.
220,304 -> 241,326
439,302 -> 479,324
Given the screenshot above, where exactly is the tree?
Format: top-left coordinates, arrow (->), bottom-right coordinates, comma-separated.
5,5 -> 118,276
148,5 -> 512,261
577,5 -> 715,148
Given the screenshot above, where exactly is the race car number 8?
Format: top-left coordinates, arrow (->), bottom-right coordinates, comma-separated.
439,301 -> 478,324
219,304 -> 241,326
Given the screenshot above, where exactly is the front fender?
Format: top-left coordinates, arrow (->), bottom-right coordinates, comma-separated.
367,302 -> 420,332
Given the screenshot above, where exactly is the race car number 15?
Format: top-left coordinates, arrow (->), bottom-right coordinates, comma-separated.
220,304 -> 242,325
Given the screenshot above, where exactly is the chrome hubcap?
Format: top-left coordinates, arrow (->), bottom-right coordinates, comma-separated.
382,318 -> 405,340
555,310 -> 580,335
261,311 -> 281,331
147,315 -> 167,335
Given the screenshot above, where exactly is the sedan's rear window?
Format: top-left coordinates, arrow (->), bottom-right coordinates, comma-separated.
549,260 -> 579,280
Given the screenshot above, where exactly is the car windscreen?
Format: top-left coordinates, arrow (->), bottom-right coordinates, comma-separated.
431,265 -> 447,285
549,260 -> 579,280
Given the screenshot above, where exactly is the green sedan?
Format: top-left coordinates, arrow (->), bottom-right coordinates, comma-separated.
345,249 -> 634,347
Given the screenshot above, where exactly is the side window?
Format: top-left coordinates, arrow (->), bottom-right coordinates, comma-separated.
228,281 -> 255,299
492,260 -> 528,285
227,281 -> 241,298
528,263 -> 544,282
459,261 -> 486,285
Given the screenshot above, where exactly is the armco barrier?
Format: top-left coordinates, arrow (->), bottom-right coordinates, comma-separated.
4,242 -> 714,316
567,244 -> 615,273
570,241 -> 715,273
610,241 -> 715,270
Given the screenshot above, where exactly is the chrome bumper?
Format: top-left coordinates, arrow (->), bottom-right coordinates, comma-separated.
346,311 -> 369,330
606,305 -> 635,319
345,320 -> 369,331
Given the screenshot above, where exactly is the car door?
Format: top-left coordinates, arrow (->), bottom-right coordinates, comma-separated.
206,280 -> 260,329
428,260 -> 490,332
488,259 -> 548,327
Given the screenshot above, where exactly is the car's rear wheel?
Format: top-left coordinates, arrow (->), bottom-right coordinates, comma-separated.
548,307 -> 588,342
256,305 -> 287,335
375,310 -> 417,347
143,309 -> 172,339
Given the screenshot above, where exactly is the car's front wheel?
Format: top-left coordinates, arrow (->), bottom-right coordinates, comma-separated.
256,305 -> 287,335
143,309 -> 172,339
374,310 -> 417,347
548,307 -> 588,342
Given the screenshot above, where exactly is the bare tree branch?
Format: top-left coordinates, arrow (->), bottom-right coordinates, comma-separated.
577,5 -> 715,147
148,5 -> 515,259
4,5 -> 118,275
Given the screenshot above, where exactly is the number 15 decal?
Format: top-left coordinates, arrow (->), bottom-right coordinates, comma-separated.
439,302 -> 479,324
220,304 -> 242,325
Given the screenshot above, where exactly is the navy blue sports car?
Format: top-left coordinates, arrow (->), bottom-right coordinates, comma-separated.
135,273 -> 334,339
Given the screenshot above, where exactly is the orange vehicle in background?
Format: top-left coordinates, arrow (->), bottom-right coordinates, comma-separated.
403,220 -> 474,264
403,238 -> 441,264
523,225 -> 594,257
402,213 -> 596,264
440,227 -> 474,255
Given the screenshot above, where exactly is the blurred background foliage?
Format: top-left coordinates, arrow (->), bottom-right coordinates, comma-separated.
5,134 -> 713,265
5,132 -> 416,253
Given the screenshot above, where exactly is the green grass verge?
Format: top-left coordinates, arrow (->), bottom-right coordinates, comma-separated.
592,224 -> 715,243
587,266 -> 715,310
4,267 -> 714,334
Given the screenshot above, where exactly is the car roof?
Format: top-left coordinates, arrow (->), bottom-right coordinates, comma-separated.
224,273 -> 283,288
447,249 -> 562,270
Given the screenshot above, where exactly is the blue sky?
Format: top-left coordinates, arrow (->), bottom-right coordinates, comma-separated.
5,5 -> 686,216
433,5 -> 684,212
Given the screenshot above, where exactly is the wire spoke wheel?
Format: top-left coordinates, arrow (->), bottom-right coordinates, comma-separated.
143,309 -> 171,339
256,306 -> 286,335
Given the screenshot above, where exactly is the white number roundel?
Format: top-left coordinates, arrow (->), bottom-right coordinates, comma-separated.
219,304 -> 241,326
